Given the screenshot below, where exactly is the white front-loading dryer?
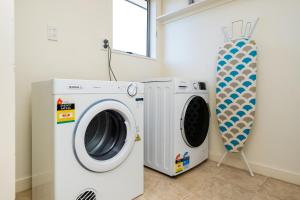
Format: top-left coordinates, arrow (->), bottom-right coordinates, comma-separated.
143,77 -> 210,176
32,79 -> 144,200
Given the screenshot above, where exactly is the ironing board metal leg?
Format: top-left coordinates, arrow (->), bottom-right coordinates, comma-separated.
217,151 -> 228,167
241,151 -> 254,176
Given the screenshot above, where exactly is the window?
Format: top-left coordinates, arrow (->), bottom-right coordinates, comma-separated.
113,0 -> 150,57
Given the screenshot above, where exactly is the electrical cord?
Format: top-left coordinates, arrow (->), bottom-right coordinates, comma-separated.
108,44 -> 111,81
107,45 -> 117,81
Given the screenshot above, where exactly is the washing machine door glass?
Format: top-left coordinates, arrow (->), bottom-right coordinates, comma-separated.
74,100 -> 136,172
181,96 -> 210,147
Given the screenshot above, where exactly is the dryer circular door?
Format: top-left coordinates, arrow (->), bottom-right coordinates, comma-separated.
74,100 -> 136,172
181,95 -> 210,148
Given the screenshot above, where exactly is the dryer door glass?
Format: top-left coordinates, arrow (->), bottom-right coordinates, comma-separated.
84,110 -> 127,161
74,100 -> 136,172
181,96 -> 210,147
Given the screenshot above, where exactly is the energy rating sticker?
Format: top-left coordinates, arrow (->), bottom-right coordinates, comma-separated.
175,152 -> 190,173
56,98 -> 75,124
175,161 -> 184,173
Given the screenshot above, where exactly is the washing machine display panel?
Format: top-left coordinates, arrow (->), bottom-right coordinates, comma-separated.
85,110 -> 127,161
181,96 -> 210,147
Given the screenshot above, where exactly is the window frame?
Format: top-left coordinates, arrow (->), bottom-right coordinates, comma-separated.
146,0 -> 151,57
113,0 -> 152,58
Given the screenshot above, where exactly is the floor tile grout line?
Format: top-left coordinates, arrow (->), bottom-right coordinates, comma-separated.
249,177 -> 269,200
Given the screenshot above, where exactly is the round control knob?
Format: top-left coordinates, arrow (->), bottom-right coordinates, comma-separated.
193,82 -> 198,89
127,83 -> 138,97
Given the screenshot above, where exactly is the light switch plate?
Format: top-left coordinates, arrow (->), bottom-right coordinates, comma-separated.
47,25 -> 58,41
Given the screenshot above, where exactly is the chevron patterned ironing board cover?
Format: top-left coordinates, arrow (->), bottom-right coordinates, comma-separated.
216,38 -> 257,153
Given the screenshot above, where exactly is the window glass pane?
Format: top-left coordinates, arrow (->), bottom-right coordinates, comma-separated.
113,0 -> 148,56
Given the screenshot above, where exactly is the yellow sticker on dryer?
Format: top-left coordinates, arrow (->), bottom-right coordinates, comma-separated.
56,98 -> 75,124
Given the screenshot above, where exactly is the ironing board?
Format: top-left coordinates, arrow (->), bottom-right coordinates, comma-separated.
215,18 -> 259,176
216,38 -> 257,152
216,37 -> 258,176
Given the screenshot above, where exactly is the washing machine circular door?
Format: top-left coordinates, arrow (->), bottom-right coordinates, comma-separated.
180,95 -> 210,148
74,100 -> 136,172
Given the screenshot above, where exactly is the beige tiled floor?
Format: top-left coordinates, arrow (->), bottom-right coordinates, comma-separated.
16,161 -> 300,200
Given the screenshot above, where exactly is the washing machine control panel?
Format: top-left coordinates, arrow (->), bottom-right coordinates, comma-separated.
175,80 -> 207,93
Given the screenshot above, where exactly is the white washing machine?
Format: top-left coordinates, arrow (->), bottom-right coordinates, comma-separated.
143,77 -> 210,176
32,79 -> 144,200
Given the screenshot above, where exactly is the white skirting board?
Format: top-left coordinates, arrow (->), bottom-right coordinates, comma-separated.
209,153 -> 300,185
16,176 -> 31,193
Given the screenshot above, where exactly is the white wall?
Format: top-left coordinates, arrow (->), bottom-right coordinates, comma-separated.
0,0 -> 15,199
162,0 -> 300,184
16,0 -> 162,192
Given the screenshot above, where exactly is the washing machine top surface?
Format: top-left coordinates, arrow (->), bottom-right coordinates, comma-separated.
39,79 -> 144,95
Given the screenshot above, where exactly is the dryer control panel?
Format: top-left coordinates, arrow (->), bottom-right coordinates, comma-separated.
51,79 -> 144,95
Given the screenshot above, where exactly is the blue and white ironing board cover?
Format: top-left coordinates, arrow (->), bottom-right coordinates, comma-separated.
216,38 -> 257,153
